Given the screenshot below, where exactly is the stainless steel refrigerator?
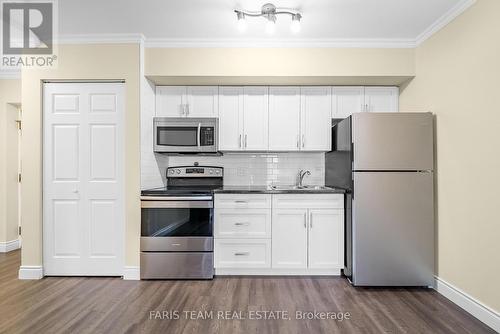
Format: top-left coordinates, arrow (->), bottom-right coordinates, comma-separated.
326,113 -> 434,287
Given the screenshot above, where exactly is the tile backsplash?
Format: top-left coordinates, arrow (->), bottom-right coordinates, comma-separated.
141,152 -> 325,189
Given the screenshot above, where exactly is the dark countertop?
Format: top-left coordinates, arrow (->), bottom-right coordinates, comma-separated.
213,185 -> 347,194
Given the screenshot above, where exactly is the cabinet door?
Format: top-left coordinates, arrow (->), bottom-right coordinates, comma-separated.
300,87 -> 332,151
156,86 -> 186,117
332,87 -> 364,118
218,87 -> 244,151
186,86 -> 219,117
364,87 -> 399,112
272,209 -> 308,269
268,87 -> 301,151
243,87 -> 269,151
308,209 -> 344,269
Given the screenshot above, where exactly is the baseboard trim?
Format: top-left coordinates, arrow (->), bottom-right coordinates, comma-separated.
215,268 -> 341,276
434,276 -> 500,332
0,239 -> 21,253
123,266 -> 140,280
18,266 -> 44,280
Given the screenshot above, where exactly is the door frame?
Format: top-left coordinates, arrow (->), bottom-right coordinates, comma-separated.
42,81 -> 126,276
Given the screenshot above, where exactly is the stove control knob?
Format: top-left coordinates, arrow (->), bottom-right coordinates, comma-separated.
209,169 -> 214,174
169,169 -> 175,175
176,169 -> 181,174
215,170 -> 221,174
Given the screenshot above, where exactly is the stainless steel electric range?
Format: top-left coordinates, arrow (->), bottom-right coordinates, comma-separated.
140,165 -> 223,279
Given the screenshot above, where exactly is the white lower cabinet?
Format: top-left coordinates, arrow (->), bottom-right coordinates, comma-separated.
272,209 -> 308,269
214,193 -> 344,275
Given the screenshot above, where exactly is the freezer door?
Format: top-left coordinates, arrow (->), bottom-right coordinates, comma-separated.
352,172 -> 434,286
352,113 -> 433,171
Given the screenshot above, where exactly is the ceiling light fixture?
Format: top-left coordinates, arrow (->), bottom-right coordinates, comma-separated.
234,3 -> 302,35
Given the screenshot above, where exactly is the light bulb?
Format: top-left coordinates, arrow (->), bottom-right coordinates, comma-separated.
237,17 -> 247,32
265,19 -> 276,35
236,11 -> 247,32
291,14 -> 301,33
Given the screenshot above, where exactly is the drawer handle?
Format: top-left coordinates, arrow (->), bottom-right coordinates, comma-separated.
234,252 -> 250,256
171,243 -> 181,246
234,222 -> 249,226
234,200 -> 247,204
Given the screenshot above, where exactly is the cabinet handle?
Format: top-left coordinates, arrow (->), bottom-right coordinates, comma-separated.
309,212 -> 313,228
302,134 -> 305,148
244,134 -> 248,148
239,134 -> 242,148
234,252 -> 250,256
186,104 -> 190,115
304,213 -> 307,228
296,135 -> 299,148
234,222 -> 249,226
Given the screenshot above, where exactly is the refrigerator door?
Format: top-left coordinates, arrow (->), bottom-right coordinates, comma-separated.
352,171 -> 434,286
352,113 -> 434,171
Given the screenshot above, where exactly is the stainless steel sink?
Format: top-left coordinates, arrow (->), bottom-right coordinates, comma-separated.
268,185 -> 333,191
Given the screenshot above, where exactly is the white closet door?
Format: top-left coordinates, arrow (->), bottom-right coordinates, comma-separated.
43,83 -> 124,276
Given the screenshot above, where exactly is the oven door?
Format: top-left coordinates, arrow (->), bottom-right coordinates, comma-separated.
141,199 -> 213,252
153,118 -> 218,153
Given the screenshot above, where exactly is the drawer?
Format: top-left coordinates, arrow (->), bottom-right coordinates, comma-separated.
272,194 -> 344,209
215,209 -> 271,238
215,194 -> 271,209
214,239 -> 271,268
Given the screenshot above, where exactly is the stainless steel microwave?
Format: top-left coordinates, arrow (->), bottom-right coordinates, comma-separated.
153,117 -> 218,153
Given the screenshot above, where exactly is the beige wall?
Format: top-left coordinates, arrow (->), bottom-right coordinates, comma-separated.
0,79 -> 21,244
21,44 -> 141,267
146,47 -> 415,85
400,0 -> 500,312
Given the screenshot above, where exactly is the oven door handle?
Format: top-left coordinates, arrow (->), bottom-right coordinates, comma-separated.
197,123 -> 201,148
141,200 -> 213,209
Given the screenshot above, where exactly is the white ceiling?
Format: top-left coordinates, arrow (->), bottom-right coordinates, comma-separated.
57,0 -> 473,46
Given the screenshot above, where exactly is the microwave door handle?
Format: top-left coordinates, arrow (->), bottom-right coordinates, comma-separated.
197,123 -> 201,148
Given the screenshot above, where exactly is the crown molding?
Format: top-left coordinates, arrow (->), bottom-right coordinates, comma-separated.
0,70 -> 21,80
58,33 -> 145,45
144,37 -> 417,48
415,0 -> 476,45
12,1 -> 476,49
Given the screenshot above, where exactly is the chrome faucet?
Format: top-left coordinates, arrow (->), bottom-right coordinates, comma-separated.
297,170 -> 311,188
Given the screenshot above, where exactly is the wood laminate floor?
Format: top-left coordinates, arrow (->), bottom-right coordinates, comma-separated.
0,250 -> 495,334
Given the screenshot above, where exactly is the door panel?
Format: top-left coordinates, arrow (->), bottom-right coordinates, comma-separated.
364,87 -> 398,112
90,125 -> 116,180
332,87 -> 364,118
308,209 -> 344,269
218,87 -> 244,151
156,86 -> 185,117
268,87 -> 300,151
44,83 -> 124,276
352,112 -> 434,171
352,172 -> 434,286
272,209 -> 307,269
187,86 -> 218,117
243,87 -> 269,151
53,125 -> 79,180
300,87 -> 332,151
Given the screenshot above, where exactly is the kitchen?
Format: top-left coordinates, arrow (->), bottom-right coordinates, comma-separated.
0,0 -> 499,333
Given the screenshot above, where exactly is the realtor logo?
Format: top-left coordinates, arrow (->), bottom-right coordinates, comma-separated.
1,0 -> 57,68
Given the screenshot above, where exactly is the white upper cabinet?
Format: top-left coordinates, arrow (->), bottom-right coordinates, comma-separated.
268,87 -> 301,151
243,87 -> 269,151
218,87 -> 244,151
186,86 -> 219,117
156,86 -> 186,117
364,87 -> 399,112
332,86 -> 365,119
156,86 -> 218,117
300,87 -> 332,151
